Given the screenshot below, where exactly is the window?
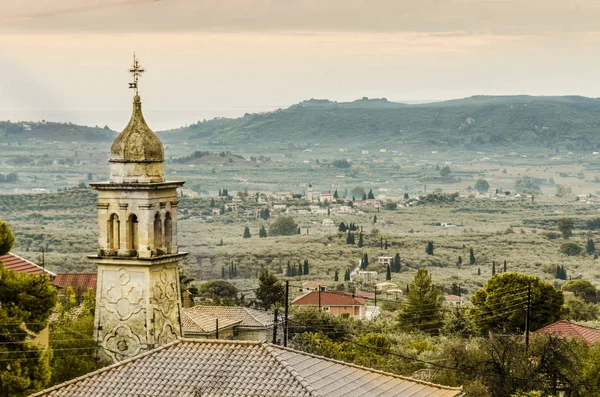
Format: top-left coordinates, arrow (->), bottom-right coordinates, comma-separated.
153,213 -> 163,250
107,213 -> 120,251
127,214 -> 139,251
164,212 -> 173,252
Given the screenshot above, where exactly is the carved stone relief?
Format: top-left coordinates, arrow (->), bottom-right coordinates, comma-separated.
99,268 -> 147,361
103,324 -> 142,362
101,268 -> 145,321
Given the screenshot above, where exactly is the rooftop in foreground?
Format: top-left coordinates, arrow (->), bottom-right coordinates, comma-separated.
31,339 -> 463,397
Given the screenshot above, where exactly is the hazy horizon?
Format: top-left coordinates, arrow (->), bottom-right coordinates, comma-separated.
3,1 -> 600,129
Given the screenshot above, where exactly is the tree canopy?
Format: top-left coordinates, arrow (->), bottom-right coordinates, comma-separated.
269,216 -> 299,236
197,280 -> 239,304
0,221 -> 58,396
474,179 -> 490,193
562,279 -> 596,302
397,269 -> 444,334
0,220 -> 15,256
255,269 -> 285,310
470,273 -> 564,333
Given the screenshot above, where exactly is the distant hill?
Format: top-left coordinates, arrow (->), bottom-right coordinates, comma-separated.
0,121 -> 115,142
162,95 -> 600,151
5,96 -> 600,151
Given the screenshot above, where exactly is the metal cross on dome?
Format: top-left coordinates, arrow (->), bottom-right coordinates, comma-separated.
128,53 -> 146,95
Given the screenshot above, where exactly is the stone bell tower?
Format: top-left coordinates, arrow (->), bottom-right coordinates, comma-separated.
89,55 -> 187,362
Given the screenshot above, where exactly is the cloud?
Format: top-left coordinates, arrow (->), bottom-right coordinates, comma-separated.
3,0 -> 600,35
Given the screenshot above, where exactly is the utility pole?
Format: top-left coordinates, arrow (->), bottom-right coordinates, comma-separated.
525,283 -> 531,351
318,285 -> 321,310
215,319 -> 219,340
272,309 -> 279,344
284,280 -> 289,347
374,287 -> 377,306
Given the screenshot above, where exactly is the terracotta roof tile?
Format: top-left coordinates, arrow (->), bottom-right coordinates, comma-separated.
534,320 -> 600,346
0,252 -> 56,277
52,273 -> 97,294
188,305 -> 274,328
182,307 -> 241,335
31,339 -> 462,397
292,291 -> 366,307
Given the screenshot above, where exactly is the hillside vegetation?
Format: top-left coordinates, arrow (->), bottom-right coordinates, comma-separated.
162,95 -> 600,150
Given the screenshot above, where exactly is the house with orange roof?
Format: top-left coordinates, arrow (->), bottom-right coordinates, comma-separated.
292,290 -> 367,319
0,252 -> 56,278
52,273 -> 97,296
534,320 -> 600,346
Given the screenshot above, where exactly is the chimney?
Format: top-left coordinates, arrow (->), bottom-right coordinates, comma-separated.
182,290 -> 193,308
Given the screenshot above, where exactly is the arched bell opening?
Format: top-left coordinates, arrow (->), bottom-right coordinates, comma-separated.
154,212 -> 163,255
126,214 -> 139,253
164,212 -> 173,253
107,213 -> 120,253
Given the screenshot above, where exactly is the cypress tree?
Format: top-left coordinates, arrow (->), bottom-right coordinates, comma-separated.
393,253 -> 401,272
222,266 -> 225,278
286,263 -> 291,277
210,198 -> 215,207
477,267 -> 481,276
339,222 -> 347,232
426,241 -> 434,255
469,248 -> 476,265
373,215 -> 377,223
492,261 -> 496,276
243,226 -> 251,238
334,269 -> 339,281
587,239 -> 596,255
457,256 -> 463,266
298,263 -> 303,276
303,259 -> 309,275
503,260 -> 507,272
368,189 -> 375,199
380,237 -> 383,248
358,233 -> 363,248
384,240 -> 388,250
386,264 -> 391,280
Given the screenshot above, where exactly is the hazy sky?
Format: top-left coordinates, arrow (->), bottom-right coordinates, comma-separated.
2,0 -> 600,129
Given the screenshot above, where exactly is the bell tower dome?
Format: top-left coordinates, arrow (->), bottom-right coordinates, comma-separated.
89,55 -> 187,362
109,94 -> 165,183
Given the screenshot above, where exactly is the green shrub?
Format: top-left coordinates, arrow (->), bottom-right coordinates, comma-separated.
560,242 -> 583,256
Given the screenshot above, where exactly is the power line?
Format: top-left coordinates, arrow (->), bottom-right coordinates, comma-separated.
285,317 -> 600,388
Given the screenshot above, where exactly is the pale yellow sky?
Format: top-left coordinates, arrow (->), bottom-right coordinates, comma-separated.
2,0 -> 600,129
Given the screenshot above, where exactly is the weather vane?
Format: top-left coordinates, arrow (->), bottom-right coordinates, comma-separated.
128,53 -> 145,95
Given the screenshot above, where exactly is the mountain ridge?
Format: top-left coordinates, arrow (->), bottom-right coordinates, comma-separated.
3,95 -> 600,151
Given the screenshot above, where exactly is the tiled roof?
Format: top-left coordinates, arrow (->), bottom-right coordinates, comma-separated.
292,291 -> 367,306
534,320 -> 600,346
189,305 -> 274,328
31,339 -> 462,397
302,281 -> 329,289
52,273 -> 97,294
0,252 -> 56,277
182,307 -> 241,335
